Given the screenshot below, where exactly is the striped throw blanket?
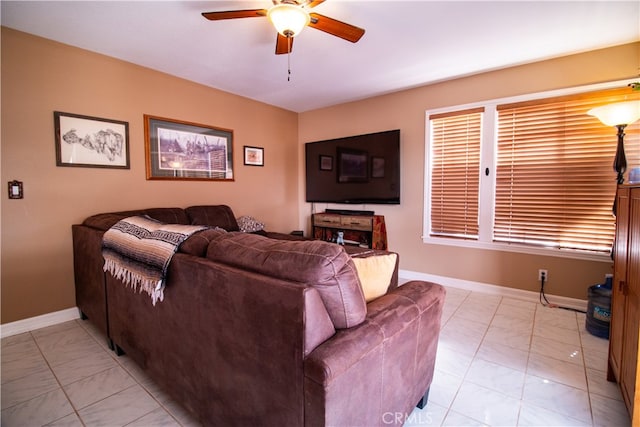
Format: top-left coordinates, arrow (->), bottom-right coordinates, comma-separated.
102,215 -> 207,305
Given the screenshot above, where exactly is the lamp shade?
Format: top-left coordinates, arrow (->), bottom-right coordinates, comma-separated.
588,100 -> 640,127
268,4 -> 310,37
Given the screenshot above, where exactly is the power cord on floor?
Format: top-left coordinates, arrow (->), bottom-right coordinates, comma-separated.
539,275 -> 586,313
539,274 -> 555,307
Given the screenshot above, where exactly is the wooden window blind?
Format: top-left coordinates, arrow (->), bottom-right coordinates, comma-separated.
495,90 -> 640,253
429,108 -> 483,239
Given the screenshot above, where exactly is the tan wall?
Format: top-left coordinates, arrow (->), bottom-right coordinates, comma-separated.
298,42 -> 640,300
2,26 -> 638,324
1,28 -> 300,323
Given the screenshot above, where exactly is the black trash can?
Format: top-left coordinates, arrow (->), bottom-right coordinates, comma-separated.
585,276 -> 612,339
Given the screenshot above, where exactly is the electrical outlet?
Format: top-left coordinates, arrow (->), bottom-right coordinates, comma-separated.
538,269 -> 548,281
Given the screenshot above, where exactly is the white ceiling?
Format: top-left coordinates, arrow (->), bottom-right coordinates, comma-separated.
2,1 -> 639,112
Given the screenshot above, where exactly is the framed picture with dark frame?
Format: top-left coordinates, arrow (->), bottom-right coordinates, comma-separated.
319,155 -> 333,171
54,111 -> 130,169
144,114 -> 234,181
371,157 -> 385,178
337,147 -> 368,183
244,146 -> 264,166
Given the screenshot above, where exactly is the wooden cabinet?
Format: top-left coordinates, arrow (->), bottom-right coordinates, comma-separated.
312,213 -> 388,250
609,185 -> 640,418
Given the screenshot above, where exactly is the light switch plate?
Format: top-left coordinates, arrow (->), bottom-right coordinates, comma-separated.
8,180 -> 23,199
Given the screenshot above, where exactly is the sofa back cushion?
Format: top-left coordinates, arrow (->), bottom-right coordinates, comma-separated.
82,208 -> 188,231
186,205 -> 240,231
206,233 -> 366,329
178,228 -> 227,257
143,208 -> 189,225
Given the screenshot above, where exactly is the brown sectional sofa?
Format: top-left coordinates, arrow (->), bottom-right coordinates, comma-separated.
72,205 -> 445,426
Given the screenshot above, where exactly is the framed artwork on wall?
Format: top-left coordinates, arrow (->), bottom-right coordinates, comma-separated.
319,155 -> 333,171
54,111 -> 130,169
144,115 -> 234,181
243,146 -> 264,166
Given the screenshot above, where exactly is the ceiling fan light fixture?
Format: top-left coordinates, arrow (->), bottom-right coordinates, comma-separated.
268,3 -> 310,38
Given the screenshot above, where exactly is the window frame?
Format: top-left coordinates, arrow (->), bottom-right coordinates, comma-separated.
423,79 -> 637,262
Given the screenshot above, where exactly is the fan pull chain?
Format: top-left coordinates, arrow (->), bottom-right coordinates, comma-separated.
287,37 -> 292,82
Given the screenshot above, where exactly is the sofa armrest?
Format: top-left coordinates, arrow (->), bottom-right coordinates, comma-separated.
303,281 -> 445,426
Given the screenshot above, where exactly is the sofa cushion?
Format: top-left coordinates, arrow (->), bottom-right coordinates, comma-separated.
83,212 -> 139,231
206,233 -> 366,329
178,228 -> 227,257
82,208 -> 187,231
143,208 -> 189,225
186,205 -> 240,231
346,246 -> 400,291
351,253 -> 397,302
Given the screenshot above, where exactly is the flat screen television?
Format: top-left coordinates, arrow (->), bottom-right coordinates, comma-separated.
305,129 -> 400,204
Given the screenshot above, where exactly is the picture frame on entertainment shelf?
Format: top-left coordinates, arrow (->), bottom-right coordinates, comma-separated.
54,111 -> 130,169
243,146 -> 264,166
144,115 -> 234,181
319,155 -> 333,171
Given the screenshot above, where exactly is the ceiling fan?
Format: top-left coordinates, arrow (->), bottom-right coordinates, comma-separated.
201,0 -> 365,55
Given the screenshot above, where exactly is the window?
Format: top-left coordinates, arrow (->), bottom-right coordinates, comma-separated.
425,85 -> 640,259
429,108 -> 483,239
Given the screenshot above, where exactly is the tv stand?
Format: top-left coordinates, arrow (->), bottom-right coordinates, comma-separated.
324,208 -> 375,216
312,212 -> 387,250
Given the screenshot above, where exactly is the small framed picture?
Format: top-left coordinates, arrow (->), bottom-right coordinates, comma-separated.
319,155 -> 333,171
244,146 -> 264,166
54,111 -> 130,169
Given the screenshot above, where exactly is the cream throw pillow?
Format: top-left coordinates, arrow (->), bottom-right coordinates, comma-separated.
351,253 -> 397,302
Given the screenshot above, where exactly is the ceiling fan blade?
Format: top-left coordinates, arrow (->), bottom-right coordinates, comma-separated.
306,0 -> 326,7
275,33 -> 294,55
201,9 -> 267,20
309,13 -> 365,43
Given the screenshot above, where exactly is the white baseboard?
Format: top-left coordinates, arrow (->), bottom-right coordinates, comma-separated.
399,269 -> 588,312
1,307 -> 81,339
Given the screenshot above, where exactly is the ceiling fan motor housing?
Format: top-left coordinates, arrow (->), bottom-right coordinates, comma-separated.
201,0 -> 365,55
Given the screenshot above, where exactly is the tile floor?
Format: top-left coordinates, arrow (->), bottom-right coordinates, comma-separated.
1,286 -> 631,426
